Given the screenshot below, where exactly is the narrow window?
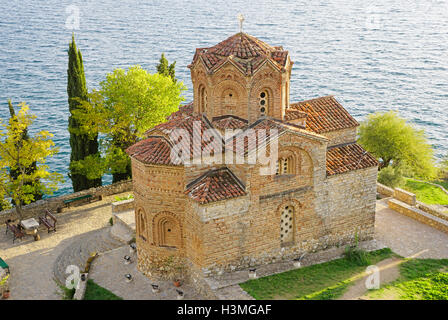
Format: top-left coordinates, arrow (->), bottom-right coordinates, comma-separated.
199,85 -> 207,113
280,205 -> 294,244
259,90 -> 269,116
276,157 -> 293,175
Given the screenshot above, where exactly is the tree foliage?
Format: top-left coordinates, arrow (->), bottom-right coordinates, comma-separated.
0,103 -> 63,219
7,99 -> 43,204
377,165 -> 405,188
71,65 -> 185,182
358,111 -> 436,179
156,53 -> 176,82
68,33 -> 101,192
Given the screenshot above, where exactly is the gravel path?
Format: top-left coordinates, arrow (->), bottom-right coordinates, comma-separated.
89,246 -> 204,300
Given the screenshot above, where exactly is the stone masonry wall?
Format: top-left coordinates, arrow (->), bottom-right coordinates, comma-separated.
0,180 -> 132,225
389,199 -> 448,233
394,188 -> 417,206
323,127 -> 357,147
190,166 -> 377,277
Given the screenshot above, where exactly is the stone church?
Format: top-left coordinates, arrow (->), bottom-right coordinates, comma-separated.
126,32 -> 379,281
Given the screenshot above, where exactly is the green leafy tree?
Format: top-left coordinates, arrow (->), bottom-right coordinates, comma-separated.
72,65 -> 185,182
377,165 -> 405,188
7,99 -> 43,205
68,34 -> 101,192
0,103 -> 63,219
439,152 -> 448,180
358,111 -> 436,179
156,53 -> 176,82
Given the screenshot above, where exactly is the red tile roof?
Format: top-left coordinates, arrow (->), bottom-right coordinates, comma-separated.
284,109 -> 308,122
143,113 -> 223,163
166,102 -> 193,121
125,136 -> 177,166
212,115 -> 248,131
290,96 -> 359,134
185,167 -> 246,204
189,33 -> 289,75
326,143 -> 378,176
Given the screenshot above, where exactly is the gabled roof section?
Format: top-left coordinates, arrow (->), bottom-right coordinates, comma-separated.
284,109 -> 308,122
144,112 -> 223,163
166,102 -> 194,121
289,96 -> 359,134
212,115 -> 248,131
226,117 -> 328,156
189,33 -> 289,76
326,143 -> 378,176
125,136 -> 177,166
185,167 -> 247,204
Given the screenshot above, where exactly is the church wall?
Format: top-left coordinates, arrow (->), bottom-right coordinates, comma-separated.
322,127 -> 358,147
131,159 -> 189,277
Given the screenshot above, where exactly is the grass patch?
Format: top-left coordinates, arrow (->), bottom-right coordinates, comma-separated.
366,258 -> 448,300
432,180 -> 448,190
402,178 -> 448,205
59,285 -> 76,300
239,248 -> 394,300
114,194 -> 134,202
83,279 -> 123,300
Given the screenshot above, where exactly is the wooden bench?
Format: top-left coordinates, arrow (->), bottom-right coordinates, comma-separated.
63,194 -> 92,207
62,194 -> 102,209
39,210 -> 57,233
5,220 -> 25,243
0,257 -> 9,275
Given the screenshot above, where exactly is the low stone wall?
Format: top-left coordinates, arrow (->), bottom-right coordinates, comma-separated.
111,199 -> 134,214
377,183 -> 394,197
388,199 -> 448,234
0,180 -> 132,225
394,188 -> 416,206
416,202 -> 448,222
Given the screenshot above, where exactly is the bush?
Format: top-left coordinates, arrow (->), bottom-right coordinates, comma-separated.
343,246 -> 371,266
378,166 -> 405,188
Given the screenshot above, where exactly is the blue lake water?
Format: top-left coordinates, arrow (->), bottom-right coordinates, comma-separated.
0,0 -> 447,197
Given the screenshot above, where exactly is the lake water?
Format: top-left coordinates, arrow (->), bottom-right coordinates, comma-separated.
0,0 -> 447,196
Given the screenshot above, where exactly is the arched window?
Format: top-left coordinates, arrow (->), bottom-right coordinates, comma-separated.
280,205 -> 294,244
259,90 -> 269,116
199,85 -> 207,113
153,213 -> 182,249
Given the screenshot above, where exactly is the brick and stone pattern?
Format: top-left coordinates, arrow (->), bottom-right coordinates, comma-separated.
394,188 -> 417,206
388,199 -> 448,233
128,33 -> 379,284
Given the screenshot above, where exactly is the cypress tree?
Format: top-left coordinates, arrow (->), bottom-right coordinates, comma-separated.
156,53 -> 177,82
68,34 -> 101,191
8,99 -> 43,204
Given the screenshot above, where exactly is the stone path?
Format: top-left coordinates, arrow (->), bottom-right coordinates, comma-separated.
89,246 -> 204,300
53,227 -> 123,284
375,198 -> 448,259
0,192 -> 130,300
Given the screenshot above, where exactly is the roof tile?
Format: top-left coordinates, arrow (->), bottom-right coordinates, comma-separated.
290,96 -> 359,133
326,143 -> 378,176
185,167 -> 246,204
